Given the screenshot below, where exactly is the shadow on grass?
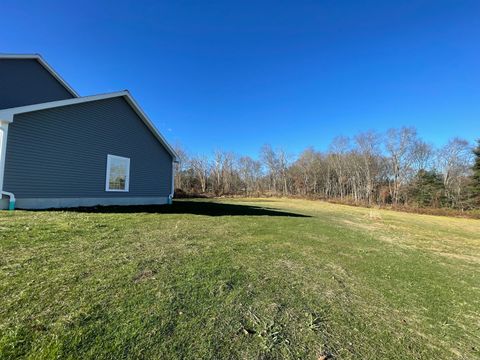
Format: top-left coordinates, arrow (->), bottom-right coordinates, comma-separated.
43,201 -> 311,217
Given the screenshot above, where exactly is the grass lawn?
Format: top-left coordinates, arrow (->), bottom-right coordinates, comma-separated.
1,198 -> 479,359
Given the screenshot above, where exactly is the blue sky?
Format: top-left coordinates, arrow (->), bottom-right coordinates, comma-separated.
2,0 -> 480,157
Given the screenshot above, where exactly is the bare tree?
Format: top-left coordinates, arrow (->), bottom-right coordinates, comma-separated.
329,136 -> 350,199
411,140 -> 434,172
437,138 -> 472,207
260,144 -> 280,194
293,147 -> 318,195
172,128 -> 477,210
173,144 -> 191,191
211,150 -> 225,195
384,127 -> 418,204
354,131 -> 381,205
190,155 -> 210,193
221,152 -> 237,195
238,156 -> 262,196
277,148 -> 290,195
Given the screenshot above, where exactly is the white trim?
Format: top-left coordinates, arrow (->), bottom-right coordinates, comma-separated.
105,154 -> 130,192
0,122 -> 9,193
0,196 -> 169,210
0,91 -> 179,161
0,54 -> 79,97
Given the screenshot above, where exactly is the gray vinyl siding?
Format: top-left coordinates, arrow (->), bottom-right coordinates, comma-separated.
0,59 -> 74,109
3,97 -> 173,198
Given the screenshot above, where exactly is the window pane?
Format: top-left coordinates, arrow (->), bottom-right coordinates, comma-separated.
108,156 -> 129,190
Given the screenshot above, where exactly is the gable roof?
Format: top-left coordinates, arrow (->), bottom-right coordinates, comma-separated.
0,91 -> 179,162
0,54 -> 79,98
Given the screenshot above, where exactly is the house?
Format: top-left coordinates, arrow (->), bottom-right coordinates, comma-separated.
0,54 -> 178,209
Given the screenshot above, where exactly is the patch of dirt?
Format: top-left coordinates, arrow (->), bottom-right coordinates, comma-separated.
133,269 -> 156,283
318,353 -> 333,360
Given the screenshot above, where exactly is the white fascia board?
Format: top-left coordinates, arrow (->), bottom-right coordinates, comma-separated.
0,91 -> 179,162
0,54 -> 79,97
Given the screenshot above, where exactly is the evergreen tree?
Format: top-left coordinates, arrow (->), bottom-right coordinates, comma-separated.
470,139 -> 480,206
408,169 -> 446,207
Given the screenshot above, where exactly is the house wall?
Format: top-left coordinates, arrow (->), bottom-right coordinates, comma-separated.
2,97 -> 173,207
0,59 -> 74,110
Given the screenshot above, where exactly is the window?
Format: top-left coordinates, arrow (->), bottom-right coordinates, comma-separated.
105,154 -> 130,192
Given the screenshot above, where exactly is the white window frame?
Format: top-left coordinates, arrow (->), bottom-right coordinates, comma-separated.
105,154 -> 130,192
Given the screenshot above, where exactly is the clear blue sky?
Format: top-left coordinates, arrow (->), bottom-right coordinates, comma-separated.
2,0 -> 480,157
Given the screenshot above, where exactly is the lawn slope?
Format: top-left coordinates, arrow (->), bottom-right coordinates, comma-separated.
1,199 -> 479,359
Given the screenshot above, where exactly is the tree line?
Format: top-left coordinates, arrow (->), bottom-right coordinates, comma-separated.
174,127 -> 480,210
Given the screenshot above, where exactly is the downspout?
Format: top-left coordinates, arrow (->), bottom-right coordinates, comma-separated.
2,191 -> 15,210
0,121 -> 15,210
168,160 -> 176,204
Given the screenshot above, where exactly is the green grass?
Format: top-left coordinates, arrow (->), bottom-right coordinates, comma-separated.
1,198 -> 479,359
